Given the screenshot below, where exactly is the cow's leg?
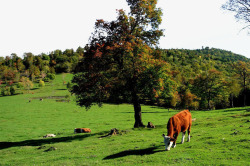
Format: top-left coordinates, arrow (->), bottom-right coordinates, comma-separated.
172,142 -> 176,148
181,131 -> 186,144
172,133 -> 178,148
187,126 -> 191,142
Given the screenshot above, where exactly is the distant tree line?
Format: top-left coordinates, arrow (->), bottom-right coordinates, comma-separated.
0,47 -> 84,95
0,46 -> 249,109
158,48 -> 250,109
94,47 -> 250,110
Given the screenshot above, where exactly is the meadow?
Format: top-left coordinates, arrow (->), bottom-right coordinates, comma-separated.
0,74 -> 249,165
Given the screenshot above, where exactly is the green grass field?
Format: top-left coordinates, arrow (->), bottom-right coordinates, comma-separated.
0,74 -> 249,165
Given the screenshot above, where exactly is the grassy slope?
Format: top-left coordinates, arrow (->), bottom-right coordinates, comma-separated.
0,74 -> 249,165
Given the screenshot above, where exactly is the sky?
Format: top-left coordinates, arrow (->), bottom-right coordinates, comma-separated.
0,0 -> 249,58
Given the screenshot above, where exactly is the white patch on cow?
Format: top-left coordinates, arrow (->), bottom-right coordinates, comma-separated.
181,132 -> 185,144
187,134 -> 191,142
43,134 -> 56,138
163,134 -> 174,151
168,141 -> 173,151
172,143 -> 176,148
163,135 -> 170,150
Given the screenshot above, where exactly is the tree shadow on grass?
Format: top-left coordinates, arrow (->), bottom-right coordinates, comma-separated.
0,130 -> 109,150
31,88 -> 39,90
223,108 -> 250,112
120,111 -> 166,114
103,146 -> 165,160
142,111 -> 166,114
56,88 -> 67,90
149,106 -> 170,110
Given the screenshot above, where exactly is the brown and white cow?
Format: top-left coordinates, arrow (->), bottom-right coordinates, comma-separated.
162,110 -> 192,151
74,128 -> 91,134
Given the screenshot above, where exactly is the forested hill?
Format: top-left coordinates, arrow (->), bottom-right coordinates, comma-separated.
0,47 -> 249,109
161,47 -> 248,65
160,47 -> 249,75
0,47 -> 248,75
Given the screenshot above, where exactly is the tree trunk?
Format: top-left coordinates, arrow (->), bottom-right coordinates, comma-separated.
243,91 -> 246,107
230,94 -> 234,108
243,75 -> 246,106
208,90 -> 211,110
132,89 -> 144,128
133,101 -> 144,128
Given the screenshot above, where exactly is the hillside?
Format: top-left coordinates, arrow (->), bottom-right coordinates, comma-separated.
163,47 -> 249,63
1,47 -> 249,109
0,75 -> 249,165
160,47 -> 249,75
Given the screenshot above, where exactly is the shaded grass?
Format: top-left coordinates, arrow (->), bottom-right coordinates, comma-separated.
0,74 -> 250,165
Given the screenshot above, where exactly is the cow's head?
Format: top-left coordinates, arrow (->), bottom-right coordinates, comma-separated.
162,134 -> 175,151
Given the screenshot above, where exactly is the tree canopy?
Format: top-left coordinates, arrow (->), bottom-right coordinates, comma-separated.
71,0 -> 172,127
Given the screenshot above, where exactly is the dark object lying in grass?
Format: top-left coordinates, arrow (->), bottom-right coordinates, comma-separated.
147,122 -> 155,128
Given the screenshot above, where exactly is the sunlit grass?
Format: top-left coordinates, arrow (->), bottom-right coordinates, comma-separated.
0,74 -> 249,165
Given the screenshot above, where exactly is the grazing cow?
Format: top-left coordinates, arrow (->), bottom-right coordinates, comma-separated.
43,134 -> 56,138
162,110 -> 192,151
74,128 -> 91,134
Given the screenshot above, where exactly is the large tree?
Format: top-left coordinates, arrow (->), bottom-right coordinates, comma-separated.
222,0 -> 250,31
71,0 -> 175,127
232,61 -> 250,106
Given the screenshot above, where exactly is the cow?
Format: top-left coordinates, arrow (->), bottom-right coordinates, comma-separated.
162,110 -> 192,151
43,134 -> 56,138
74,128 -> 91,134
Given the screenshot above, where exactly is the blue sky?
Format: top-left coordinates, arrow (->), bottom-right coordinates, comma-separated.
0,0 -> 249,58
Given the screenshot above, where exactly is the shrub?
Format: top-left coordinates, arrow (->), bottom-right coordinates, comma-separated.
43,73 -> 55,82
43,77 -> 50,82
50,67 -> 55,74
47,73 -> 55,80
20,77 -> 33,92
65,94 -> 70,99
66,82 -> 72,89
10,86 -> 16,95
190,101 -> 199,110
39,80 -> 45,87
2,87 -> 11,96
1,88 -> 5,96
17,82 -> 24,89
